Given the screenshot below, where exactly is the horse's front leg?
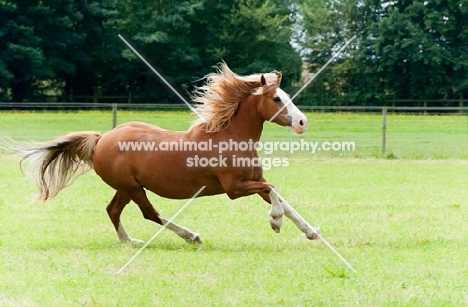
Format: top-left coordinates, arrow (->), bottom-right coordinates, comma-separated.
223,179 -> 284,233
279,197 -> 321,240
266,187 -> 284,233
269,189 -> 321,240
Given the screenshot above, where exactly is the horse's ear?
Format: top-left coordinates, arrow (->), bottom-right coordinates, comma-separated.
260,75 -> 266,87
277,71 -> 282,86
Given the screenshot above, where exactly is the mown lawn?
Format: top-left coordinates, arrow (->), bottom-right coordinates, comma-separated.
0,110 -> 467,306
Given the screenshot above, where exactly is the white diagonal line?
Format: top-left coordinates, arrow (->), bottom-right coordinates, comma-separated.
273,189 -> 357,274
116,186 -> 206,275
118,34 -> 207,123
269,35 -> 356,122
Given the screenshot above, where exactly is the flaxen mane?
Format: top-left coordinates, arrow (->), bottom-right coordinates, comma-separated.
191,63 -> 280,133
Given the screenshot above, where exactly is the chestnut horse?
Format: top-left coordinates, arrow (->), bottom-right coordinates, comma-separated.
14,63 -> 319,244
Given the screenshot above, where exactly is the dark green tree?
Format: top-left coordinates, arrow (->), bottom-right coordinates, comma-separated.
0,0 -> 53,101
105,0 -> 302,102
299,0 -> 468,106
1,0 -> 303,102
0,0 -> 102,101
212,0 -> 303,88
297,0 -> 364,105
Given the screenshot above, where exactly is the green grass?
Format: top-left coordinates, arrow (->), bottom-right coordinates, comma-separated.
1,110 -> 468,306
1,158 -> 467,306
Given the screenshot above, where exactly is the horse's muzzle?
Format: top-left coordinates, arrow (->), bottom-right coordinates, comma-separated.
291,115 -> 308,134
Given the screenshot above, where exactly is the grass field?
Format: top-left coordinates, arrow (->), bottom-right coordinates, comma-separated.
1,110 -> 468,306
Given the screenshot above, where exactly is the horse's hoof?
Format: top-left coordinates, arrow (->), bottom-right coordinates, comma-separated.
270,218 -> 282,233
119,237 -> 144,245
186,233 -> 203,244
130,238 -> 145,245
306,228 -> 321,240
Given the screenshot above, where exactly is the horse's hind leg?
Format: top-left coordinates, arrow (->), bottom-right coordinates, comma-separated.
128,187 -> 202,244
106,191 -> 144,244
160,218 -> 203,244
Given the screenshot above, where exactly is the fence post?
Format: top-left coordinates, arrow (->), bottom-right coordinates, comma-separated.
382,107 -> 387,154
112,103 -> 117,129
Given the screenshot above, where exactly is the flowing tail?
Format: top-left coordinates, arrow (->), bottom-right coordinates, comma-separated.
3,132 -> 101,201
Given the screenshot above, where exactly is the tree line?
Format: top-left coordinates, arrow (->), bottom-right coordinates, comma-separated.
1,0 -> 467,106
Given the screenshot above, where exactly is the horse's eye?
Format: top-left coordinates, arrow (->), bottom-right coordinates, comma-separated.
273,96 -> 282,103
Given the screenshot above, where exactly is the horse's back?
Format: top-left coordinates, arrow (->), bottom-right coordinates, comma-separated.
92,122 -> 225,198
93,121 -> 187,173
113,121 -> 167,132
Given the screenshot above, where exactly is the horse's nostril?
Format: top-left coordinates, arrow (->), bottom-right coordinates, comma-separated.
299,119 -> 304,126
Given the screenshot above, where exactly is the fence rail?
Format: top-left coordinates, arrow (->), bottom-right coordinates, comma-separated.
0,102 -> 189,109
1,103 -> 468,158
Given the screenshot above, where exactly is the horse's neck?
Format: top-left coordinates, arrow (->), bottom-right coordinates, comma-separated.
224,95 -> 264,142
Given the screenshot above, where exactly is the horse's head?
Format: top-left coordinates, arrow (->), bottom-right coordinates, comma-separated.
258,73 -> 308,134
